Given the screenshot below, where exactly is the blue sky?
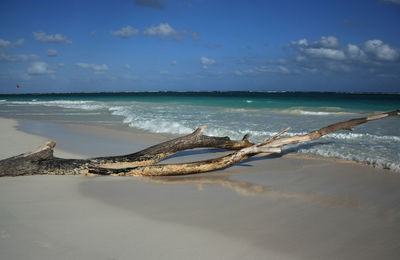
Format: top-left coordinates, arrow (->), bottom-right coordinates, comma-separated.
1,0 -> 400,93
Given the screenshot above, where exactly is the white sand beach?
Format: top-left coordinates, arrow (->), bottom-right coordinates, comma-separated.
1,117 -> 400,259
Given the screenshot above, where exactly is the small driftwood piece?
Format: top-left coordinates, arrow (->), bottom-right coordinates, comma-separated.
0,110 -> 398,177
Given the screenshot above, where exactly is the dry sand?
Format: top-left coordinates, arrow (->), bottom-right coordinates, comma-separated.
1,117 -> 400,259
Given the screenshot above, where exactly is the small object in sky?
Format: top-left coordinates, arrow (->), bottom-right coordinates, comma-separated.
16,83 -> 19,88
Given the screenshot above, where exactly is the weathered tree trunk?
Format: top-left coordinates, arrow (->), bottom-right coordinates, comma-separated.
0,110 -> 398,177
0,126 -> 252,177
0,141 -> 87,176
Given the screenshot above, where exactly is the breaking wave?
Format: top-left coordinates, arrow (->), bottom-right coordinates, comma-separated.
296,147 -> 400,172
279,109 -> 356,116
8,100 -> 106,110
109,106 -> 193,135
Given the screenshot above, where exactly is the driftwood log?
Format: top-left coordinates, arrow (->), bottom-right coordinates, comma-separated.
0,110 -> 398,177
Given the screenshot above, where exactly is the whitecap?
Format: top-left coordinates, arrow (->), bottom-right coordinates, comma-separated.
297,146 -> 400,173
326,132 -> 400,142
8,100 -> 106,110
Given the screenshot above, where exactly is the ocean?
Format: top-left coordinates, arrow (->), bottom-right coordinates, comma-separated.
0,92 -> 399,172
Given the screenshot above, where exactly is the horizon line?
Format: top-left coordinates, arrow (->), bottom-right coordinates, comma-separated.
1,90 -> 400,96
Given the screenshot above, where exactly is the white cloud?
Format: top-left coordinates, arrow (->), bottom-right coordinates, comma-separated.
46,49 -> 58,57
200,56 -> 216,69
304,48 -> 346,60
363,40 -> 398,61
346,44 -> 367,61
110,26 -> 139,39
76,62 -> 109,73
293,37 -> 398,62
0,39 -> 11,48
144,23 -> 177,37
319,36 -> 339,48
0,38 -> 24,49
33,32 -> 72,44
171,60 -> 178,65
0,53 -> 39,62
142,23 -> 199,41
292,38 -> 308,46
28,62 -> 55,75
291,36 -> 339,49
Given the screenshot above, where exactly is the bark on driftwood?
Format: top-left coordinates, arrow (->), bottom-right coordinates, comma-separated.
0,110 -> 398,177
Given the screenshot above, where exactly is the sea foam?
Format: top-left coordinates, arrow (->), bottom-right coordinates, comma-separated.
8,100 -> 106,110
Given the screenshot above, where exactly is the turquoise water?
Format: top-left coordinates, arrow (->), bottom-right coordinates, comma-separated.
1,91 -> 399,111
0,92 -> 399,171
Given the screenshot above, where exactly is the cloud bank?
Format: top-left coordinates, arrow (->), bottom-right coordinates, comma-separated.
287,36 -> 399,75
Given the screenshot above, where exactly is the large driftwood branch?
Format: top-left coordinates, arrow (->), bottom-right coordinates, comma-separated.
88,110 -> 399,176
0,110 -> 398,177
0,126 -> 252,177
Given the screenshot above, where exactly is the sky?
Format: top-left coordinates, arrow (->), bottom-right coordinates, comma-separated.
0,0 -> 400,94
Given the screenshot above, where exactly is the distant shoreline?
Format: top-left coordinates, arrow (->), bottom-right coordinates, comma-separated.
1,90 -> 400,96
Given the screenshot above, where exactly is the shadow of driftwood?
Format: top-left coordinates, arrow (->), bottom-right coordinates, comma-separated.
134,173 -> 396,221
137,174 -> 359,208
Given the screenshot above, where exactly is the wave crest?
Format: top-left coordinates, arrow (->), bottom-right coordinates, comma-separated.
8,100 -> 106,110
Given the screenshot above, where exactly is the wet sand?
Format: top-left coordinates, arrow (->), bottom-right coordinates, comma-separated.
1,117 -> 400,259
